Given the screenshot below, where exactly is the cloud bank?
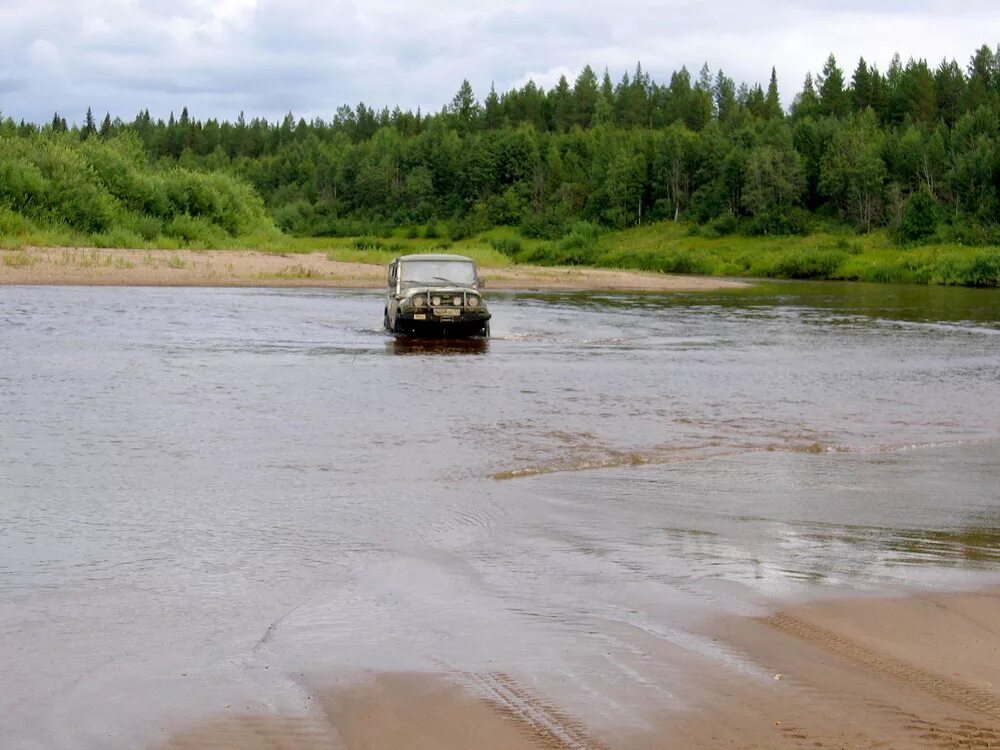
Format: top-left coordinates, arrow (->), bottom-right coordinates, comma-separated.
1,1 -> 997,124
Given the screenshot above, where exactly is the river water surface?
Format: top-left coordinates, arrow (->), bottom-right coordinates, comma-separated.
2,282 -> 999,748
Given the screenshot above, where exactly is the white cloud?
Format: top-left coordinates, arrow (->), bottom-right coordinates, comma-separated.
0,0 -> 997,124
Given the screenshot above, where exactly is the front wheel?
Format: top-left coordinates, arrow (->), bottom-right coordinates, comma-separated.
383,309 -> 390,331
482,322 -> 490,338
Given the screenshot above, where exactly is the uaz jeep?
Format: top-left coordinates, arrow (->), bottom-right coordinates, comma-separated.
384,254 -> 491,337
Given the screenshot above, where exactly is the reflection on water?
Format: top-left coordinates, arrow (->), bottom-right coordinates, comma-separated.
1,283 -> 998,749
388,336 -> 490,355
803,524 -> 1000,567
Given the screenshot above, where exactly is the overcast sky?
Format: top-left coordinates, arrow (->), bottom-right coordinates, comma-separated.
1,1 -> 997,125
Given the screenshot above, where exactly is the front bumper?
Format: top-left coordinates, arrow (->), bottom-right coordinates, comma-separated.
395,309 -> 491,336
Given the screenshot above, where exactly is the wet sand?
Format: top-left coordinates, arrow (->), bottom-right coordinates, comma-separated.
0,246 -> 745,291
158,587 -> 1000,750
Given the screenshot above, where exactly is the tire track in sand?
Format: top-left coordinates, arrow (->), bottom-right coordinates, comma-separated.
457,671 -> 608,750
764,612 -> 1000,721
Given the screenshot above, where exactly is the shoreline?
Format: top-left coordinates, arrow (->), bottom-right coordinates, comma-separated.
0,246 -> 747,292
157,585 -> 1000,749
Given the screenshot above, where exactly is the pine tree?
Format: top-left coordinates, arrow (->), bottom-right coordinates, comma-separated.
600,69 -> 614,108
818,54 -> 848,117
851,57 -> 873,112
934,58 -> 966,126
83,106 -> 97,137
483,83 -> 501,129
905,58 -> 937,124
550,75 -> 572,131
449,80 -> 481,130
764,67 -> 782,118
791,73 -> 820,118
572,65 -> 599,128
714,70 -> 737,122
99,112 -> 112,138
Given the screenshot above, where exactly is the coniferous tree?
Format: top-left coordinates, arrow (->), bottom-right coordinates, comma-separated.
572,65 -> 599,128
904,58 -> 938,123
448,80 -> 481,131
483,83 -> 501,129
82,107 -> 97,138
714,70 -> 737,122
935,58 -> 967,126
763,67 -> 782,119
99,112 -> 113,138
851,57 -> 873,112
791,73 -> 820,118
818,54 -> 848,117
550,75 -> 572,131
600,69 -> 614,105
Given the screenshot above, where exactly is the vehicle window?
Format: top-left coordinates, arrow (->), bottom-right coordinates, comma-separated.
400,261 -> 476,286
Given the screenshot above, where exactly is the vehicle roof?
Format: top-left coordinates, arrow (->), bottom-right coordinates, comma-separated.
395,253 -> 475,263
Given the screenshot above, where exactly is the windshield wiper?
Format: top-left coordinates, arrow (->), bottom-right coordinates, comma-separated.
432,276 -> 470,286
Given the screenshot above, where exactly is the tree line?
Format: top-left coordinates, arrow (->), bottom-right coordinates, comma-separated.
2,44 -> 1000,244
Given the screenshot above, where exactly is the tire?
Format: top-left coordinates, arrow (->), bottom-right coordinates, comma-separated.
383,309 -> 390,331
482,322 -> 490,338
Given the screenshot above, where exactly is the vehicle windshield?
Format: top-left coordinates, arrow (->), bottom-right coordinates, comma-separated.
400,260 -> 477,287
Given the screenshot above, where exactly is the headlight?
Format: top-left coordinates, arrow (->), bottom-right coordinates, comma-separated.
452,296 -> 462,306
412,295 -> 426,308
467,296 -> 479,307
431,296 -> 441,306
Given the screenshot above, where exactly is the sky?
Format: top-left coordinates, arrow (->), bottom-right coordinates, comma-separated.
1,0 -> 998,126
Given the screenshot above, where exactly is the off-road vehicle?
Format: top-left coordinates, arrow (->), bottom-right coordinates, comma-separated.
384,254 -> 491,337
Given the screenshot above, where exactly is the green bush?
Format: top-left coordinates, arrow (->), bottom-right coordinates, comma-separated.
520,207 -> 569,240
163,214 -> 228,246
968,251 -> 1000,287
745,207 -> 812,236
0,207 -> 30,236
489,237 -> 522,257
707,213 -> 739,236
559,221 -> 601,250
92,228 -> 145,248
899,188 -> 938,242
752,248 -> 848,279
0,132 -> 279,245
353,235 -> 385,250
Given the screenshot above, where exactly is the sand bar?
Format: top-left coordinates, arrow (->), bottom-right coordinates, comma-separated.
157,586 -> 1000,749
0,246 -> 746,291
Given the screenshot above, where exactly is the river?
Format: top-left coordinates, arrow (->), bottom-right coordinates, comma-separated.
1,282 -> 999,748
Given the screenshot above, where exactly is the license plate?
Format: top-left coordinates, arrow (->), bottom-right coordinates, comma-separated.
433,308 -> 460,317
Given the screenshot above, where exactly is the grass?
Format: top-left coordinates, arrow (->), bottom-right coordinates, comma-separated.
495,221 -> 1000,287
3,216 -> 998,287
2,250 -> 34,267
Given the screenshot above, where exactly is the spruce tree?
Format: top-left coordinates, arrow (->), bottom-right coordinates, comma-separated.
572,65 -> 599,128
83,106 -> 96,137
764,67 -> 782,118
851,57 -> 873,112
818,54 -> 848,117
791,73 -> 820,118
714,70 -> 737,122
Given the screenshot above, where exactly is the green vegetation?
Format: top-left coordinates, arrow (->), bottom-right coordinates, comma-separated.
0,133 -> 281,250
2,43 -> 1000,287
495,222 -> 1000,286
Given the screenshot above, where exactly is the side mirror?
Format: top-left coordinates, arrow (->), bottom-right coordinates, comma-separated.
479,277 -> 486,288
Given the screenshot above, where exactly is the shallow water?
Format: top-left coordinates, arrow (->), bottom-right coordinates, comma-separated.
1,282 -> 999,747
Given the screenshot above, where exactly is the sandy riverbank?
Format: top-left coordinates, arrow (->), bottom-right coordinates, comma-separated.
157,586 -> 1000,749
0,246 -> 745,292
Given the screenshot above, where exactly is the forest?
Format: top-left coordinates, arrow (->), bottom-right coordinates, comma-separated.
2,44 -> 1000,284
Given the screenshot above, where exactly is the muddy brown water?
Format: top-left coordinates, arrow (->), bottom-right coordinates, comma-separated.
1,282 -> 999,748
